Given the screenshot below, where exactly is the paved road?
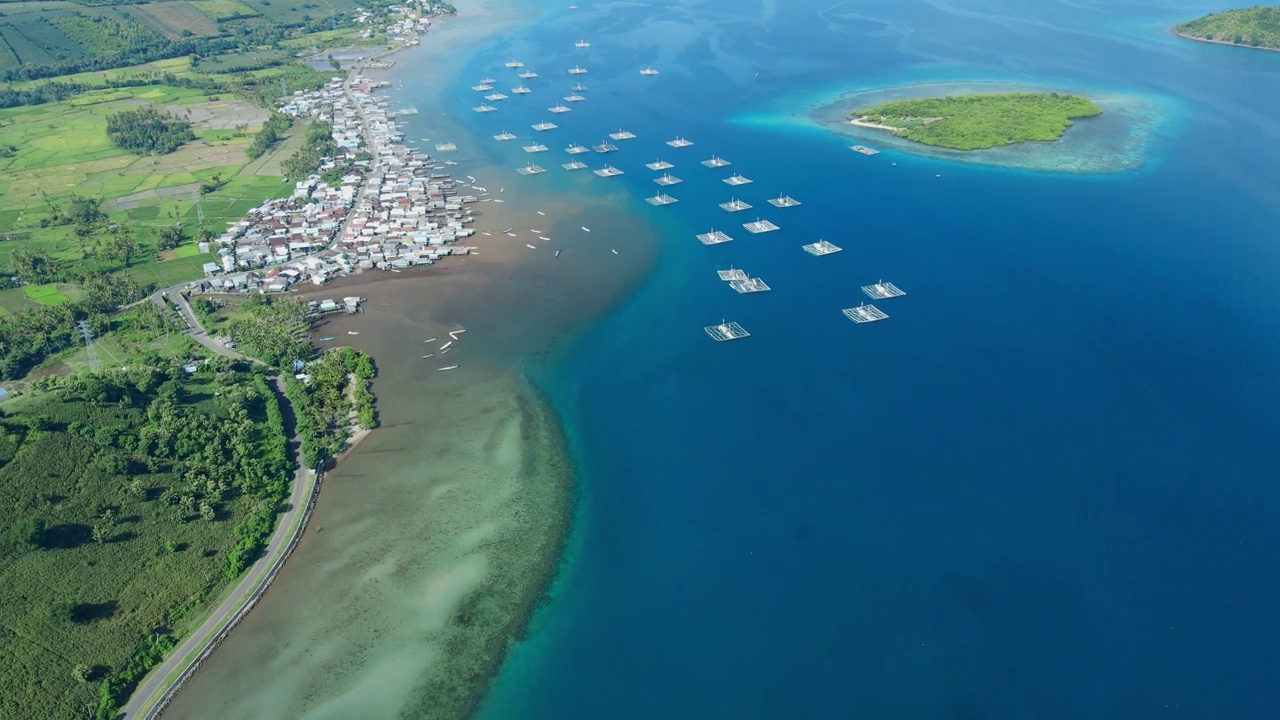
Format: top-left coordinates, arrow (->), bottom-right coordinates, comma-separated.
120,294 -> 315,720
120,46 -> 405,717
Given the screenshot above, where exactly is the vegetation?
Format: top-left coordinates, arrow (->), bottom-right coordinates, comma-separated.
285,346 -> 377,467
0,358 -> 293,720
245,110 -> 293,160
1176,6 -> 1280,50
105,106 -> 196,155
282,119 -> 339,180
225,293 -> 312,366
0,273 -> 148,380
852,92 -> 1104,151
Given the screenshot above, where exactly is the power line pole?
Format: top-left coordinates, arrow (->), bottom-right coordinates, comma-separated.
77,320 -> 101,371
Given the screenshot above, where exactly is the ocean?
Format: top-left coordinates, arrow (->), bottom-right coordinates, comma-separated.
463,0 -> 1280,718
165,0 -> 1280,718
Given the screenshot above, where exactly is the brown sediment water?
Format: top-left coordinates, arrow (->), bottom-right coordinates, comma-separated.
160,3 -> 662,707
163,180 -> 658,719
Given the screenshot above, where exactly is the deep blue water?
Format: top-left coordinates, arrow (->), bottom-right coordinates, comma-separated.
439,0 -> 1280,717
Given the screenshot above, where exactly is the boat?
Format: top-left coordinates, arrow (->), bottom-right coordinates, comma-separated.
441,341 -> 453,351
425,337 -> 438,342
527,244 -> 537,249
319,336 -> 335,341
438,365 -> 460,371
575,39 -> 590,48
582,226 -> 591,232
347,331 -> 360,335
555,249 -> 561,257
422,353 -> 435,358
612,249 -> 619,254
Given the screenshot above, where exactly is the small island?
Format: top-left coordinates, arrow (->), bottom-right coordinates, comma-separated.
1175,6 -> 1280,51
849,92 -> 1103,151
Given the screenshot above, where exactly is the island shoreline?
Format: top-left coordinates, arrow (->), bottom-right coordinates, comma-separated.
1172,29 -> 1280,54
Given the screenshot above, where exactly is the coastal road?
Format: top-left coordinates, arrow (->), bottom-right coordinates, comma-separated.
122,295 -> 315,720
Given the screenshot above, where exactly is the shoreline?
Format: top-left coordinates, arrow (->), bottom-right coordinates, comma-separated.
1172,29 -> 1280,54
157,0 -> 664,715
848,116 -> 903,132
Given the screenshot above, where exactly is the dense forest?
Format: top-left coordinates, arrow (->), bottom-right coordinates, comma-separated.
105,106 -> 195,155
286,346 -> 378,467
1176,6 -> 1280,50
852,92 -> 1103,151
0,360 -> 293,720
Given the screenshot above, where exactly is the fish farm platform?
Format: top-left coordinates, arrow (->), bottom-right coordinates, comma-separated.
654,174 -> 683,186
723,174 -> 753,186
562,161 -> 588,170
667,137 -> 695,148
730,278 -> 771,293
549,105 -> 571,113
646,160 -> 675,171
566,144 -> 590,154
768,195 -> 801,208
593,142 -> 618,153
593,165 -> 624,177
565,94 -> 586,102
702,156 -> 731,168
717,268 -> 748,281
646,193 -> 678,206
743,219 -> 779,234
512,86 -> 532,94
485,93 -> 507,101
862,281 -> 906,299
802,240 -> 842,256
473,104 -> 496,113
850,145 -> 880,155
523,144 -> 549,153
435,143 -> 457,152
569,66 -> 588,74
493,132 -> 517,141
505,60 -> 524,68
533,122 -> 558,131
843,304 -> 889,323
610,130 -> 637,140
519,71 -> 538,79
705,321 -> 750,341
516,164 -> 546,176
719,199 -> 752,212
471,85 -> 493,92
697,230 -> 733,245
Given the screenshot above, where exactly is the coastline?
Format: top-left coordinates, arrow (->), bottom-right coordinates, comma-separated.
848,117 -> 902,132
158,0 -> 665,714
1172,29 -> 1280,54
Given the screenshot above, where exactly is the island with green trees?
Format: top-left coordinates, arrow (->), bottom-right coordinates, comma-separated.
1175,6 -> 1280,51
849,92 -> 1104,151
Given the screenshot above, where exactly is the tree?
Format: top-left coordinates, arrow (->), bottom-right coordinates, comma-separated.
104,106 -> 194,155
156,224 -> 185,252
9,517 -> 45,549
73,664 -> 92,683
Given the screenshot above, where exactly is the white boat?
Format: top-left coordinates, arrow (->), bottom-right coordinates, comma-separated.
527,244 -> 537,249
438,365 -> 459,371
347,331 -> 360,335
555,249 -> 561,257
582,226 -> 591,232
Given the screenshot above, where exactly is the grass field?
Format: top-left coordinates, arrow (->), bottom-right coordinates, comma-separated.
0,82 -> 302,311
21,283 -> 72,305
132,1 -> 221,39
189,0 -> 261,21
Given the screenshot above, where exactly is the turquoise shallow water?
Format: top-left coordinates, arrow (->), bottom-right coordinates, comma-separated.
429,0 -> 1280,717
